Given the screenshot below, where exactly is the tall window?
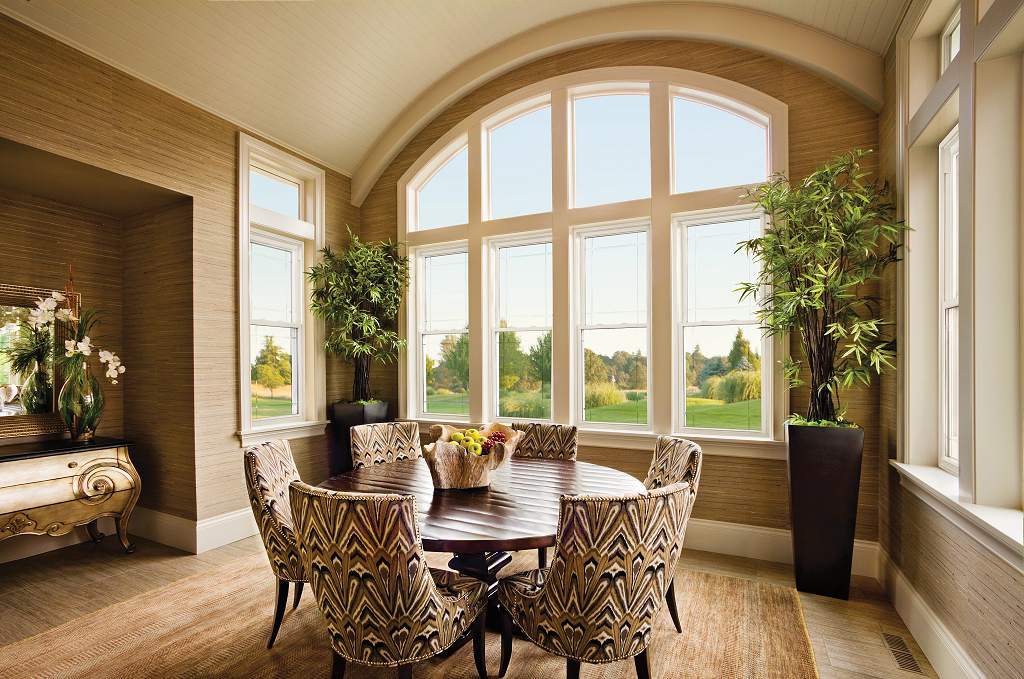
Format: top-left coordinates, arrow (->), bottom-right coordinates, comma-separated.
493,239 -> 552,419
939,127 -> 960,472
418,248 -> 470,417
401,69 -> 786,445
578,226 -> 649,426
677,210 -> 766,434
238,134 -> 325,444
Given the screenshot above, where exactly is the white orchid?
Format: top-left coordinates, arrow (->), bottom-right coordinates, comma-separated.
64,336 -> 93,357
51,291 -> 65,302
99,350 -> 125,384
55,308 -> 75,322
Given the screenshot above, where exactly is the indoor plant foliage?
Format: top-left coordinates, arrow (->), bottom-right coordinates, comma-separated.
2,298 -> 56,414
307,227 -> 410,403
738,149 -> 906,424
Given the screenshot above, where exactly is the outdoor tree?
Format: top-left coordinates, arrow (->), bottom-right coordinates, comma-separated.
252,335 -> 291,386
583,348 -> 609,383
439,333 -> 470,391
528,331 -> 552,385
254,363 -> 284,399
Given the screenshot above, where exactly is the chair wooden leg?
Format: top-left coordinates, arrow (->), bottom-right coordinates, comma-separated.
566,658 -> 581,679
499,607 -> 513,677
331,651 -> 346,679
665,579 -> 682,633
397,665 -> 413,679
267,578 -> 289,649
633,649 -> 653,679
292,581 -> 304,610
537,546 -> 547,569
472,612 -> 488,679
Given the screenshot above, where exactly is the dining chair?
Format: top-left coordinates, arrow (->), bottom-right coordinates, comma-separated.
643,436 -> 703,633
243,439 -> 307,649
497,482 -> 696,679
288,480 -> 490,679
349,420 -> 421,469
511,422 -> 578,568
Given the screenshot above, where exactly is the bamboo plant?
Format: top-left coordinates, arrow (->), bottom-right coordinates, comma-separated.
737,149 -> 907,425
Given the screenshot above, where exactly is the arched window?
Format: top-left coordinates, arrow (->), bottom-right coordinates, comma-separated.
400,67 -> 788,448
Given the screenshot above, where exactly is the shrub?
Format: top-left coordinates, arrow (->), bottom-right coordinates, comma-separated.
435,387 -> 453,396
625,390 -> 646,402
425,386 -> 436,396
702,370 -> 760,403
585,382 -> 626,409
499,391 -> 550,419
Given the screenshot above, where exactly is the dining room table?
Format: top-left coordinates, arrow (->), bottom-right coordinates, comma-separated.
317,455 -> 646,620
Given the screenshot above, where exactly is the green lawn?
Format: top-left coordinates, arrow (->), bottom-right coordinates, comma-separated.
426,392 -> 760,430
251,395 -> 295,419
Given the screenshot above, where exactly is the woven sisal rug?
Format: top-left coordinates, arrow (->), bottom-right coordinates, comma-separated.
0,552 -> 817,678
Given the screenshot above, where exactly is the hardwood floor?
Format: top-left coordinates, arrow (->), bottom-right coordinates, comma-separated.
0,536 -> 935,678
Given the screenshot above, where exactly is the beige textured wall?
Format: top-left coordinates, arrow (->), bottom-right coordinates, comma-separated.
360,38 -> 880,538
0,15 -> 356,521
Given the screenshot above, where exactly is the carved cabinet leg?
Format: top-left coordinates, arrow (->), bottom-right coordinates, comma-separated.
117,513 -> 135,553
86,520 -> 104,543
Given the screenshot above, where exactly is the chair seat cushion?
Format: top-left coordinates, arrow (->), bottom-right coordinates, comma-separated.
429,568 -> 488,622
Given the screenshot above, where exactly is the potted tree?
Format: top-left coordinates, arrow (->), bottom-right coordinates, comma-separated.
739,150 -> 906,599
308,228 -> 410,473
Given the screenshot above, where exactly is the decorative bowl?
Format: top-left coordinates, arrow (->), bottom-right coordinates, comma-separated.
423,422 -> 523,490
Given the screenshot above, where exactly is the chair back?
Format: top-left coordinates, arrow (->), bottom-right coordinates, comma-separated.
506,482 -> 697,663
644,436 -> 702,490
349,421 -> 421,469
243,440 -> 304,581
288,481 -> 475,666
511,422 -> 578,460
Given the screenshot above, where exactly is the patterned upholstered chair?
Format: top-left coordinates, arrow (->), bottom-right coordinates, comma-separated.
497,482 -> 697,679
243,440 -> 306,649
511,422 -> 578,568
643,436 -> 703,633
349,421 -> 421,470
288,480 -> 490,679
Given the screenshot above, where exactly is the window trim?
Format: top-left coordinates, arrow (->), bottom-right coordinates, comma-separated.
672,205 -> 772,439
938,126 -> 960,475
237,133 -> 326,446
395,66 -> 790,455
573,219 -> 653,432
407,137 -> 470,232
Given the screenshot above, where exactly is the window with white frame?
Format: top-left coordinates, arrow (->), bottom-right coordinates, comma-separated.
939,126 -> 960,472
417,247 -> 470,418
493,238 -> 553,419
400,68 -> 786,444
238,134 -> 326,444
676,209 -> 768,435
941,9 -> 961,72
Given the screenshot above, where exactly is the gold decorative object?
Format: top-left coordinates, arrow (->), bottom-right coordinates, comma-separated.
424,423 -> 522,490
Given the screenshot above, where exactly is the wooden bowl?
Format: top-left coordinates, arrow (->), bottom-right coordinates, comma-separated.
424,423 -> 522,490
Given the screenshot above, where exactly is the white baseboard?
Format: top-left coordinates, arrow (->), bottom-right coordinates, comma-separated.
878,549 -> 985,679
684,517 -> 880,579
195,507 -> 258,553
0,517 -> 116,564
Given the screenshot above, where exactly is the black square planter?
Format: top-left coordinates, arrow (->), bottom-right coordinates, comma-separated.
328,400 -> 390,475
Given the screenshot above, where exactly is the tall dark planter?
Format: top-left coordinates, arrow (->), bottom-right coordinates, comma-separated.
786,423 -> 864,599
328,401 -> 389,475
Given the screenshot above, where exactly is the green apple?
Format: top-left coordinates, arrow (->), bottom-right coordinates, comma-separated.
451,432 -> 464,443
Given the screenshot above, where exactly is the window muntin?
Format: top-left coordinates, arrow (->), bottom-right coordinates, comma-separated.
572,92 -> 651,208
488,105 -> 552,220
673,97 -> 768,194
939,127 -> 959,471
678,213 -> 767,434
494,241 -> 552,420
578,227 -> 650,427
250,167 -> 301,219
419,250 -> 470,417
416,146 -> 469,230
248,232 -> 303,423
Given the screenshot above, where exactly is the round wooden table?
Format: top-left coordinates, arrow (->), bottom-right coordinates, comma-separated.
318,456 -> 646,619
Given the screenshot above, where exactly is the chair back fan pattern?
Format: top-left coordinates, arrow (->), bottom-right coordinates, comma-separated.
287,481 -> 479,667
511,422 -> 578,460
499,482 -> 696,663
643,436 -> 703,490
350,421 -> 421,469
243,439 -> 305,582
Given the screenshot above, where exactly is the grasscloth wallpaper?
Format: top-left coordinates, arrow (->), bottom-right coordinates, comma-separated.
0,14 -> 356,522
359,38 -> 880,538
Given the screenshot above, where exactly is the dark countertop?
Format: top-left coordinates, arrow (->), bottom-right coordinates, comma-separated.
0,437 -> 130,463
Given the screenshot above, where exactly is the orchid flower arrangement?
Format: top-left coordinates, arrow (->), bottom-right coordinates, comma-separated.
46,293 -> 126,385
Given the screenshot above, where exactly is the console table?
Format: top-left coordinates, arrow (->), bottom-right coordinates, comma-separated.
0,437 -> 140,553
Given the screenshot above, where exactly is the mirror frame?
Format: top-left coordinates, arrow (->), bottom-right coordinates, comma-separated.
0,283 -> 80,440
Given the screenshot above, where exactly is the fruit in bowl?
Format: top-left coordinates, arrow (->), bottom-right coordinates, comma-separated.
447,427 -> 507,455
424,423 -> 524,489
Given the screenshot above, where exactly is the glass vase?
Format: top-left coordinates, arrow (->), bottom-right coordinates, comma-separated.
20,364 -> 53,414
58,362 -> 104,442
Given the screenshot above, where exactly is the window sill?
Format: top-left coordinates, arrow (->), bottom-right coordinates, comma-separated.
237,420 -> 328,447
890,461 -> 1024,572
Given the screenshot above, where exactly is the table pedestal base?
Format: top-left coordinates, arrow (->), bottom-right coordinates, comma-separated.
450,550 -> 512,632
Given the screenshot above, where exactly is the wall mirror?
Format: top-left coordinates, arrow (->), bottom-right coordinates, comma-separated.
0,283 -> 79,439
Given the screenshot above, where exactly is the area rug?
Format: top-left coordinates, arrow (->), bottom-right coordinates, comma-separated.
0,552 -> 817,679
